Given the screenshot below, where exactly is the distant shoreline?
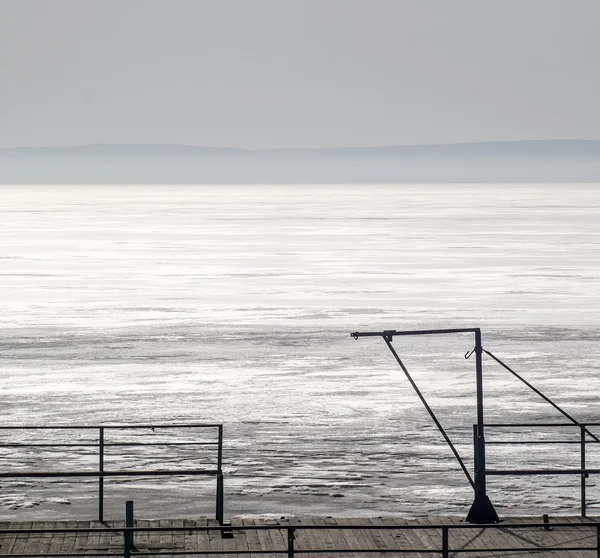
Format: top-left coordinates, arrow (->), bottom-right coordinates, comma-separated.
2,140 -> 600,184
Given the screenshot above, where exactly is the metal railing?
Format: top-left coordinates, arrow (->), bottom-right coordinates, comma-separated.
1,519 -> 600,557
0,424 -> 225,524
478,422 -> 600,517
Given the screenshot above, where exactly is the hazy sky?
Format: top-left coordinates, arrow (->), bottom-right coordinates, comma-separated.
1,1 -> 599,149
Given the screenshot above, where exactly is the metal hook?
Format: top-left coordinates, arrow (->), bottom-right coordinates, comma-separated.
464,348 -> 475,360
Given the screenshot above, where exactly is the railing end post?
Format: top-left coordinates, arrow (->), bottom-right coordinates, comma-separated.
287,526 -> 295,558
124,500 -> 134,555
442,526 -> 449,558
216,472 -> 225,525
98,426 -> 105,523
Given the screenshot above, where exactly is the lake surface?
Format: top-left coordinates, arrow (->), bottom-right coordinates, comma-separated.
1,183 -> 599,520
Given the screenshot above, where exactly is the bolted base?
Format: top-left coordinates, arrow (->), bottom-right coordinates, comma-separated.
466,494 -> 500,524
220,520 -> 234,539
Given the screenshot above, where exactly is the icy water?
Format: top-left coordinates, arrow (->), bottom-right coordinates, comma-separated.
1,183 -> 600,520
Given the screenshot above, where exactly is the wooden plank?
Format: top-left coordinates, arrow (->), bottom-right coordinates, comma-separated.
56,520 -> 79,557
133,519 -> 149,554
0,521 -> 9,552
507,516 -> 577,558
433,516 -> 490,558
182,518 -> 197,557
261,518 -> 289,558
226,517 -> 246,558
84,520 -> 102,555
145,519 -> 162,555
158,518 -> 174,556
77,520 -> 92,556
20,520 -> 45,556
352,517 -> 387,558
9,521 -> 32,556
548,515 -> 596,558
207,518 -> 225,558
369,516 -> 410,556
241,518 -> 262,557
323,516 -> 352,558
325,517 -> 363,558
289,516 -> 319,558
460,522 -> 503,558
44,520 -> 67,557
194,517 -> 211,558
96,519 -> 116,555
34,521 -> 56,556
451,516 -> 550,558
172,518 -> 186,555
271,517 -> 293,558
391,517 -> 438,557
303,516 -> 339,558
506,517 -> 557,558
248,518 -> 281,558
73,520 -> 91,555
0,521 -> 21,555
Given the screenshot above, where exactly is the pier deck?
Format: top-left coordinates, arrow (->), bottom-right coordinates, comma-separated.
0,515 -> 598,557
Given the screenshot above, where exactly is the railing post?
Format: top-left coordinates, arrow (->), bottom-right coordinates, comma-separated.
216,425 -> 224,524
287,527 -> 295,558
124,500 -> 134,556
99,427 -> 105,522
596,524 -> 600,558
442,526 -> 449,558
217,425 -> 223,472
581,424 -> 587,517
216,473 -> 224,525
124,529 -> 131,558
466,329 -> 499,523
472,424 -> 478,477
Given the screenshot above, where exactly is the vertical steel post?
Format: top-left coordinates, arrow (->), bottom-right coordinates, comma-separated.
216,425 -> 224,524
124,529 -> 131,558
442,526 -> 449,558
125,500 -> 134,553
475,329 -> 486,495
287,527 -> 295,558
466,329 -> 499,523
98,427 -> 104,522
217,425 -> 223,472
596,524 -> 600,558
216,473 -> 224,525
472,424 -> 478,478
581,425 -> 587,517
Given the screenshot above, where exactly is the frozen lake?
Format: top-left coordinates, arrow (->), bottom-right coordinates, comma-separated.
1,183 -> 599,520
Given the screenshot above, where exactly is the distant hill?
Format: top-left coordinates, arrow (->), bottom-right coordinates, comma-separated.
2,140 -> 600,183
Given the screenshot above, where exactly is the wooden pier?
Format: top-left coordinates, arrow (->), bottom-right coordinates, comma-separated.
0,515 -> 598,557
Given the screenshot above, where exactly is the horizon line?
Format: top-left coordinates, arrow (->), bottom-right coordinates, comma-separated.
2,138 -> 600,152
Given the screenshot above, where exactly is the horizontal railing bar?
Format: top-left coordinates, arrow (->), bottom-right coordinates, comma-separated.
486,440 -> 596,445
2,522 -> 600,534
132,553 -> 290,556
0,552 -> 119,558
0,469 -> 220,478
298,546 -> 596,554
484,423 -> 600,427
352,328 -> 478,338
134,551 -> 431,556
0,546 -> 596,558
448,546 -> 596,556
0,425 -> 222,431
488,468 -> 600,475
2,550 -> 594,558
0,442 -> 219,448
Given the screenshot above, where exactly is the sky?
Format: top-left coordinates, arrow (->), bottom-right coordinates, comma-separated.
1,0 -> 599,149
